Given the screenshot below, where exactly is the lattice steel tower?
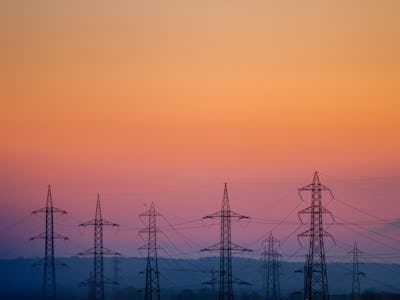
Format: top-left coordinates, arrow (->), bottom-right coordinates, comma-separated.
112,255 -> 121,300
31,185 -> 68,300
350,241 -> 364,300
261,232 -> 281,300
203,268 -> 217,300
78,195 -> 120,300
201,183 -> 251,300
139,202 -> 161,300
298,172 -> 334,300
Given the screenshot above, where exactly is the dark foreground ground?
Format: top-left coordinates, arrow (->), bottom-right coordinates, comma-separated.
1,257 -> 399,299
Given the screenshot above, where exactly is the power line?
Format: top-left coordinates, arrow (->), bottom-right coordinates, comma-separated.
333,216 -> 400,253
334,197 -> 400,229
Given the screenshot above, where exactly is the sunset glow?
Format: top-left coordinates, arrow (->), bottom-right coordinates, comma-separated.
0,1 -> 399,264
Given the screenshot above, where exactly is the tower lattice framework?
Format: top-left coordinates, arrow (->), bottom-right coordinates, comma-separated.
261,232 -> 281,300
350,241 -> 364,300
203,269 -> 217,300
112,255 -> 121,300
31,185 -> 68,300
139,202 -> 161,300
78,195 -> 120,300
298,172 -> 334,300
201,183 -> 251,300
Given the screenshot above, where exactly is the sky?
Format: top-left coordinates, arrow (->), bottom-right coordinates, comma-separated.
0,1 -> 400,262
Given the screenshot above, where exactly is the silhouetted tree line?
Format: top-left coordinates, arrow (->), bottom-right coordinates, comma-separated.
2,289 -> 400,299
286,292 -> 400,300
117,287 -> 263,300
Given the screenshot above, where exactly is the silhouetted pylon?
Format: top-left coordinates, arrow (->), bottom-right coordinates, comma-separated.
203,268 -> 218,300
201,183 -> 252,300
350,241 -> 364,300
261,232 -> 281,300
139,202 -> 161,300
31,185 -> 68,300
298,172 -> 335,300
78,195 -> 120,300
112,254 -> 121,300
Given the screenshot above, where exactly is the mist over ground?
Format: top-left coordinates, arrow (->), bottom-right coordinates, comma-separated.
1,257 -> 399,299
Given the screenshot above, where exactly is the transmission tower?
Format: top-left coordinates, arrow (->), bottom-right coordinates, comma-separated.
31,185 -> 68,300
84,272 -> 95,300
201,183 -> 251,300
139,202 -> 161,300
350,241 -> 364,300
203,268 -> 218,300
261,232 -> 281,300
78,195 -> 120,300
298,172 -> 334,300
112,255 -> 121,300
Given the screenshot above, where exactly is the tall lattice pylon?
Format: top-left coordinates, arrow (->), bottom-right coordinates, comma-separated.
350,241 -> 364,300
78,195 -> 120,300
261,232 -> 281,300
31,185 -> 68,300
201,183 -> 251,300
139,202 -> 161,300
298,172 -> 334,300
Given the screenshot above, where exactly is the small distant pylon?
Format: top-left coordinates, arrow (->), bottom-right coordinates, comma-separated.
139,202 -> 161,300
112,255 -> 121,300
203,268 -> 218,300
201,183 -> 252,300
298,172 -> 335,300
261,232 -> 281,300
85,272 -> 94,300
78,195 -> 120,300
350,241 -> 364,300
31,185 -> 68,300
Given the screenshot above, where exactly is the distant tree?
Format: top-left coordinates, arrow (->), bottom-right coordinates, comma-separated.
288,291 -> 303,300
169,289 -> 197,300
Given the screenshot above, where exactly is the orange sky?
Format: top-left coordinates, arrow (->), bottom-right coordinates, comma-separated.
0,1 -> 400,258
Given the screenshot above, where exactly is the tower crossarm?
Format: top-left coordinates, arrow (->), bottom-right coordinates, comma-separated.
232,276 -> 251,285
77,247 -> 121,256
203,279 -> 218,285
30,232 -> 68,241
201,242 -> 251,253
298,183 -> 332,192
139,206 -> 162,217
298,187 -> 335,203
200,242 -> 221,252
297,229 -> 335,245
298,206 -> 335,223
32,207 -> 67,215
231,242 -> 252,252
79,219 -> 119,227
203,211 -> 249,220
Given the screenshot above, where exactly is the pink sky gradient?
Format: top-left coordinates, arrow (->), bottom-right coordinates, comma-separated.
0,1 -> 399,262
